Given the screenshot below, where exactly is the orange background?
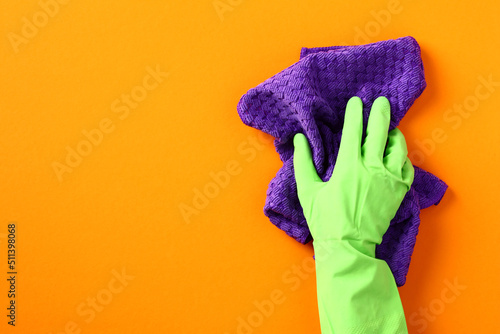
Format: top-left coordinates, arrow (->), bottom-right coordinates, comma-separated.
1,0 -> 499,333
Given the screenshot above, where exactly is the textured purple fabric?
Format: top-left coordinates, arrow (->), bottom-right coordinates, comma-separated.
236,37 -> 448,286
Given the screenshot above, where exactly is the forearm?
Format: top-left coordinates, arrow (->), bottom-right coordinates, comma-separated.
313,240 -> 408,334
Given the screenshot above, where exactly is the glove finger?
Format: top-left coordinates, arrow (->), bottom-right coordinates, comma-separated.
383,128 -> 408,176
293,133 -> 321,192
362,96 -> 391,164
401,157 -> 415,191
338,96 -> 363,161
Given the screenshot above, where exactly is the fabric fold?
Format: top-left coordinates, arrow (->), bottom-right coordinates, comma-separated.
237,36 -> 447,286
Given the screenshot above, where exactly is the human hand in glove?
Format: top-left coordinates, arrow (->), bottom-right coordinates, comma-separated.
293,96 -> 414,334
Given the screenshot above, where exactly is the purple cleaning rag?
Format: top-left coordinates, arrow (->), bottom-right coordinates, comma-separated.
236,36 -> 448,286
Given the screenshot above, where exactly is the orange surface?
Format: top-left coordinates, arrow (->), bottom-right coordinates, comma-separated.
1,0 -> 499,333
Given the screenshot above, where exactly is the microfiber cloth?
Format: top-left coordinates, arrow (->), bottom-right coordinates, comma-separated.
236,36 -> 448,286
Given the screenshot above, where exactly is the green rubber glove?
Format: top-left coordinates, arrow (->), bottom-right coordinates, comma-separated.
293,96 -> 414,334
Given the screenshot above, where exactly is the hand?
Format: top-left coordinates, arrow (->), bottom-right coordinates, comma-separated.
293,96 -> 414,252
